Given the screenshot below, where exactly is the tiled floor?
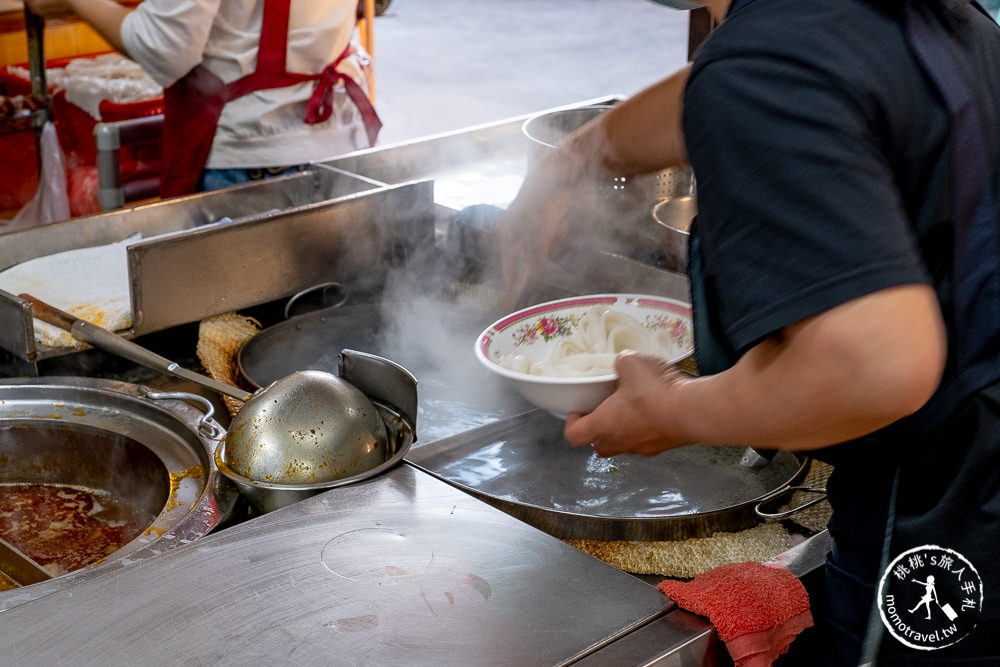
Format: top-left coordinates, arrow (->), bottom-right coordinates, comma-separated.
370,0 -> 692,145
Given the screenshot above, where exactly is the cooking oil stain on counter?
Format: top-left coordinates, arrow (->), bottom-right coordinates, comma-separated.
0,570 -> 20,591
461,573 -> 491,601
163,465 -> 204,512
419,590 -> 438,615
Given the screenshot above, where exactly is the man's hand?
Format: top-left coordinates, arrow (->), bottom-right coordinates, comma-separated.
565,351 -> 695,457
495,149 -> 578,308
563,284 -> 947,457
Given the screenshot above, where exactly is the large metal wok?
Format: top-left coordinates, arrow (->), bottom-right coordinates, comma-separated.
406,410 -> 812,541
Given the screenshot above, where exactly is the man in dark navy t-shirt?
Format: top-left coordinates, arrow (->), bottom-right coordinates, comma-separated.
497,0 -> 1000,663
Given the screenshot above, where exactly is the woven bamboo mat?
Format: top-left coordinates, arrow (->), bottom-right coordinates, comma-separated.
195,311 -> 261,417
566,460 -> 832,579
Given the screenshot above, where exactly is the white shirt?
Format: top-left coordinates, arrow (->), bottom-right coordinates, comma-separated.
121,0 -> 372,169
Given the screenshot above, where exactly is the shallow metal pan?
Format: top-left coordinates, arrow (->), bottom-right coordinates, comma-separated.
406,410 -> 810,541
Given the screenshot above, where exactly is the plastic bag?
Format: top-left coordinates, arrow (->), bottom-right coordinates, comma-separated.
10,121 -> 70,229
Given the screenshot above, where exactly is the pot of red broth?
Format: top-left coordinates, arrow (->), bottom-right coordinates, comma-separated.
0,378 -> 237,602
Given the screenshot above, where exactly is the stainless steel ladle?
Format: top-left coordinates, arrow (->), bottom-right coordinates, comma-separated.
22,294 -> 388,485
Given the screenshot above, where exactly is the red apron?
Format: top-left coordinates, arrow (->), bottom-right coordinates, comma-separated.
160,0 -> 381,197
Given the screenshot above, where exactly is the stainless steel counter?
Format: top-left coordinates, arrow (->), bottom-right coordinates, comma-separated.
0,464 -> 674,666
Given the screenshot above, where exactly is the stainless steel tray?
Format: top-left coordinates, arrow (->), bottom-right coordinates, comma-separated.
0,167 -> 379,275
406,410 -> 809,541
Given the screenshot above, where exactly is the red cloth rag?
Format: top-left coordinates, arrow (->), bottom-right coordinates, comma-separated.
658,561 -> 813,667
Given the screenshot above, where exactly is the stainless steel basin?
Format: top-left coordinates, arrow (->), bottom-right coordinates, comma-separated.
0,377 -> 238,609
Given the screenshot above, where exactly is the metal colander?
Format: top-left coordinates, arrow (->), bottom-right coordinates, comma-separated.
522,105 -> 697,208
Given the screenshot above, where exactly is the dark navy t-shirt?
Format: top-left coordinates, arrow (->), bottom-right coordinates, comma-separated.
683,0 -> 1000,662
691,0 -> 954,360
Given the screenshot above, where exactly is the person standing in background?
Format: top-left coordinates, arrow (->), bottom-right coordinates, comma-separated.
24,0 -> 380,195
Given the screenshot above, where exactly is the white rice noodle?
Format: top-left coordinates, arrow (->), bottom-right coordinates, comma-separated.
498,307 -> 674,377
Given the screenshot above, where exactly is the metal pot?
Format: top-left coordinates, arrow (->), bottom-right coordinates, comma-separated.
522,105 -> 697,210
215,401 -> 414,515
651,194 -> 696,273
217,349 -> 418,515
0,377 -> 238,609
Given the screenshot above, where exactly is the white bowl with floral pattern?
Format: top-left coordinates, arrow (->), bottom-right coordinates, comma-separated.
474,294 -> 693,418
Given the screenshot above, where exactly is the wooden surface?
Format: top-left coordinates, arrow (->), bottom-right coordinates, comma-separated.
0,3 -> 139,66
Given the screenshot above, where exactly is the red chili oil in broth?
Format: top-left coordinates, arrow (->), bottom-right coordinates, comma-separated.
0,483 -> 156,577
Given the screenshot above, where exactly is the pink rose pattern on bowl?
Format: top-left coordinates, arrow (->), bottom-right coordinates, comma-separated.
512,314 -> 581,345
475,294 -> 693,417
500,297 -> 693,356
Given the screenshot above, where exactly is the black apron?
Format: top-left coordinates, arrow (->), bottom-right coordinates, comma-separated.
685,0 -> 1000,663
857,2 -> 1000,664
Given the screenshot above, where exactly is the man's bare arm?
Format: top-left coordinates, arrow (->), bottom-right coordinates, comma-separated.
565,284 -> 948,454
563,63 -> 691,177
